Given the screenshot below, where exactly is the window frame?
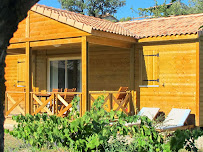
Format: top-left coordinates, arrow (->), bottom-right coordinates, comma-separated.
47,56 -> 81,92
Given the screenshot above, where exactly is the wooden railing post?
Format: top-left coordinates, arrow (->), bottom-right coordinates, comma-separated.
30,93 -> 33,115
79,94 -> 82,117
109,93 -> 113,110
56,93 -> 58,115
4,92 -> 8,115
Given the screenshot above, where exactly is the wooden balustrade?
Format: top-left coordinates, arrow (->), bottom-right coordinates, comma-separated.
30,92 -> 82,117
5,91 -> 26,116
5,91 -> 136,116
89,91 -> 136,115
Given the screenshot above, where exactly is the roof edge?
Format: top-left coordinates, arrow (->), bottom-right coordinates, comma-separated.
31,5 -> 93,34
117,12 -> 203,25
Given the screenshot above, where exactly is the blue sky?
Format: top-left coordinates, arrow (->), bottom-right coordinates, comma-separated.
38,0 -> 189,19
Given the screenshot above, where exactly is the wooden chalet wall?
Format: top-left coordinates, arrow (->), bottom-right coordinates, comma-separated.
89,47 -> 130,91
134,34 -> 200,126
199,34 -> 203,127
10,11 -> 89,44
30,46 -> 131,92
5,55 -> 26,114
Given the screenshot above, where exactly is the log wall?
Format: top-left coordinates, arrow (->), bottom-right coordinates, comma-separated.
135,36 -> 200,126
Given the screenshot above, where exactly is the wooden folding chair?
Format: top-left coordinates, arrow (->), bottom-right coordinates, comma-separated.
58,88 -> 76,117
63,88 -> 77,103
113,87 -> 130,114
115,87 -> 128,100
52,88 -> 63,92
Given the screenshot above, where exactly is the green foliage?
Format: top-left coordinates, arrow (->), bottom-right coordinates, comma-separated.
170,129 -> 203,152
5,95 -> 203,151
58,0 -> 126,17
138,0 -> 203,18
119,17 -> 132,22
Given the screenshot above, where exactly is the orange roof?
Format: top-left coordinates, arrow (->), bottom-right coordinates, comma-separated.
31,4 -> 135,37
117,13 -> 203,38
31,4 -> 203,39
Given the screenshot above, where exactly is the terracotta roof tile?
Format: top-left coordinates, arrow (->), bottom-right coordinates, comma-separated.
117,13 -> 203,38
31,4 -> 135,37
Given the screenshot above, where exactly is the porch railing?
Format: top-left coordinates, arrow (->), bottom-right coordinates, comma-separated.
5,90 -> 136,116
89,91 -> 136,115
5,91 -> 26,116
30,92 -> 82,117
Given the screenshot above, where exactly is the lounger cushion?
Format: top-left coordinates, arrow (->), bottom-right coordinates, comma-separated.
163,108 -> 191,126
125,107 -> 160,127
138,107 -> 160,120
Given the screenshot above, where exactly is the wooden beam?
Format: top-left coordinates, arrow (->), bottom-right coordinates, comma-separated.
139,34 -> 198,43
91,30 -> 137,43
47,53 -> 80,58
8,43 -> 26,49
10,33 -> 91,44
130,45 -> 135,90
87,36 -> 133,49
25,41 -> 32,114
30,37 -> 82,47
82,36 -> 88,115
8,37 -> 82,50
196,42 -> 200,126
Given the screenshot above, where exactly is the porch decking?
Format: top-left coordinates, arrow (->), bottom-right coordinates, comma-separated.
5,91 -> 137,117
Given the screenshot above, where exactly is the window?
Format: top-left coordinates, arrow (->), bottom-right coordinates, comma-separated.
48,58 -> 81,92
17,56 -> 26,87
139,50 -> 159,87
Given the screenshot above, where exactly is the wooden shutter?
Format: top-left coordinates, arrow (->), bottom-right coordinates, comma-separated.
141,50 -> 159,86
17,56 -> 26,87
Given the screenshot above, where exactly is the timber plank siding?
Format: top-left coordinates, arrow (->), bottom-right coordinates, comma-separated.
199,37 -> 203,126
5,55 -> 26,115
135,37 -> 199,126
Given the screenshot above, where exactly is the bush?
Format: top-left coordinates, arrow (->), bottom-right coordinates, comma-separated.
5,95 -> 203,151
169,129 -> 203,152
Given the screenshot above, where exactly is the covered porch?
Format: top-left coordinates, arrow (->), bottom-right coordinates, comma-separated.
5,34 -> 137,117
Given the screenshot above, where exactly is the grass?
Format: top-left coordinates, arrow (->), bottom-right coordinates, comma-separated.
4,133 -> 203,152
4,134 -> 69,152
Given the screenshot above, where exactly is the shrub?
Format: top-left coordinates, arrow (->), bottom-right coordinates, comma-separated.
169,129 -> 203,152
6,95 -> 202,151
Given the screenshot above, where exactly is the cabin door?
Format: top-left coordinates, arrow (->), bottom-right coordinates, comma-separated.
48,59 -> 81,92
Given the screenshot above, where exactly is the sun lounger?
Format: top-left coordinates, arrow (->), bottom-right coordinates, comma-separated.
156,108 -> 194,132
109,107 -> 160,126
125,107 -> 160,126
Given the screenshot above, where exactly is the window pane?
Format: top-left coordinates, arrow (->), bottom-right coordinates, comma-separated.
50,61 -> 58,91
67,60 -> 81,91
58,60 -> 65,89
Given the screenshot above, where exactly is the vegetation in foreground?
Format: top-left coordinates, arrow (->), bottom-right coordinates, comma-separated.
5,96 -> 203,151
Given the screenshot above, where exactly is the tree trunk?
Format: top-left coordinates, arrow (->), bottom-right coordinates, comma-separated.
0,1 -> 39,151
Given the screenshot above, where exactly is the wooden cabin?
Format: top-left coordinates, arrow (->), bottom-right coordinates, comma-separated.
5,4 -> 203,127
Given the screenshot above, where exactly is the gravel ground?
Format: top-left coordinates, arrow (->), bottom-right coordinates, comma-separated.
196,136 -> 203,150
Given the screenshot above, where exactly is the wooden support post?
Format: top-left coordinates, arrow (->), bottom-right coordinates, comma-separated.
4,92 -> 8,115
25,41 -> 32,114
196,42 -> 200,126
130,45 -> 135,115
130,45 -> 135,90
82,36 -> 88,116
